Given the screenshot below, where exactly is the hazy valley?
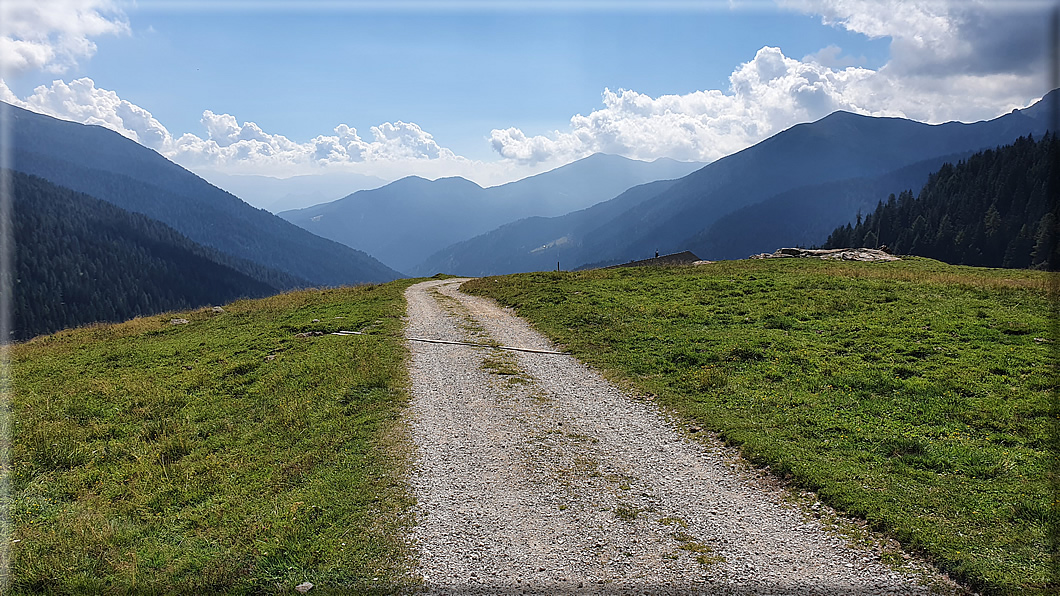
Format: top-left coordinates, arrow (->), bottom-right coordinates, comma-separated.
6,88 -> 1056,595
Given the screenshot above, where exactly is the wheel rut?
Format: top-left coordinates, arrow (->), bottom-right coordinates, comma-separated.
403,278 -> 954,595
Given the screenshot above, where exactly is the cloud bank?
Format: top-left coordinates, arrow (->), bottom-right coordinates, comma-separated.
1,1 -> 1048,183
0,77 -> 504,182
0,0 -> 129,74
492,47 -> 887,165
489,1 -> 1048,165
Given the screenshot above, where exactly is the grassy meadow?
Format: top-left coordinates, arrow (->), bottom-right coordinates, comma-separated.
10,280 -> 419,594
463,258 -> 1054,595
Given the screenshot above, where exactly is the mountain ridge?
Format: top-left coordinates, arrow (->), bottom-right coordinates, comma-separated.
196,170 -> 389,213
5,101 -> 401,287
419,91 -> 1055,275
279,153 -> 703,273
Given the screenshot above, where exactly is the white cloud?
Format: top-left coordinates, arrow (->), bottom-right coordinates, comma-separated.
0,0 -> 129,74
1,77 -> 172,149
783,0 -> 1049,78
803,44 -> 865,68
168,110 -> 459,171
489,1 -> 1051,166
0,76 -> 540,184
490,47 -> 890,165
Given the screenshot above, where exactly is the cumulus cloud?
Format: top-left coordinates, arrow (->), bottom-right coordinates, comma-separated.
168,111 -> 458,171
1,77 -> 172,149
490,2 -> 1051,166
491,47 -> 889,166
0,0 -> 129,74
0,77 -> 481,180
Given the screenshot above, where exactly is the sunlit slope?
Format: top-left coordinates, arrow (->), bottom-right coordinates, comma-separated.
464,258 -> 1052,595
12,281 -> 419,594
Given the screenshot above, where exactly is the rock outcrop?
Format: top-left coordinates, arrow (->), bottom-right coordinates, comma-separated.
750,247 -> 900,262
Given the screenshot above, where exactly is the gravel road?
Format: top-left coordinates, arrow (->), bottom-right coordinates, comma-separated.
403,278 -> 958,595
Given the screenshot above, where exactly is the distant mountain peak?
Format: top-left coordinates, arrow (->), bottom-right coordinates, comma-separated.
390,174 -> 482,190
416,93 -> 1052,277
1011,87 -> 1058,121
281,151 -> 703,273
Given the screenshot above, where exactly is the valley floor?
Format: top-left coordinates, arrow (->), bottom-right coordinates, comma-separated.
404,279 -> 957,594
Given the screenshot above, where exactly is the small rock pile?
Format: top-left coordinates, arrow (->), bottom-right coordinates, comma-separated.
751,247 -> 900,262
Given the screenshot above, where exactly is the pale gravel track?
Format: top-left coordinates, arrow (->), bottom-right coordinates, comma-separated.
403,278 -> 959,595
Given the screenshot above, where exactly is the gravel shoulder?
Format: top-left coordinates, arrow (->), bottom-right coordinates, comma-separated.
403,278 -> 962,595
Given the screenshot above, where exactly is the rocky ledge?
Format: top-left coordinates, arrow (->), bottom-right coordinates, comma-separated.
751,247 -> 900,262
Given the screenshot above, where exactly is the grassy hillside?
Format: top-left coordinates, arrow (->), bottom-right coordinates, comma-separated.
463,259 -> 1053,595
11,281 -> 419,594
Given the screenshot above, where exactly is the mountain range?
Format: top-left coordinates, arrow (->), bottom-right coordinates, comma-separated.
5,102 -> 401,288
198,170 -> 389,213
278,154 -> 703,274
414,91 -> 1054,276
6,89 -> 1056,339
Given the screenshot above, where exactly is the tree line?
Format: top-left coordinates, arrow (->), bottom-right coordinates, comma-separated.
9,170 -> 278,341
823,134 -> 1056,269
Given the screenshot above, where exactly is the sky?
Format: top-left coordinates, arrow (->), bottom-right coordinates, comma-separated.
0,0 -> 1055,189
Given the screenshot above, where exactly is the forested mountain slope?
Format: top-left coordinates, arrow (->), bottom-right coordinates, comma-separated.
5,102 -> 400,287
823,134 -> 1056,269
10,171 -> 279,341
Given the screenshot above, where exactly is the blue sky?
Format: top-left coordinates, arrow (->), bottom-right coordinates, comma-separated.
23,8 -> 889,160
1,1 -> 1053,188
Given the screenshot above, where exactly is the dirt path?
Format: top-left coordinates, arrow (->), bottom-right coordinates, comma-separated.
403,278 -> 952,595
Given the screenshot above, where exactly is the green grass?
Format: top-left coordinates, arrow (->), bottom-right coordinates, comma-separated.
463,257 -> 1054,595
10,280 -> 420,594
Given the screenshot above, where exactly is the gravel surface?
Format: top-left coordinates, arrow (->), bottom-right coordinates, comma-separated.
404,278 -> 960,595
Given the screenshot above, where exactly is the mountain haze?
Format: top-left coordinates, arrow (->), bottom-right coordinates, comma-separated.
690,149 -> 982,260
419,92 -> 1054,275
279,153 -> 702,273
588,103 -> 1051,263
200,170 -> 389,213
412,179 -> 678,277
10,170 -> 278,341
5,102 -> 401,287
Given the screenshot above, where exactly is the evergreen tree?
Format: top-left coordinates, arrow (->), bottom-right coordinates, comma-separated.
823,135 -> 1055,269
10,170 -> 280,341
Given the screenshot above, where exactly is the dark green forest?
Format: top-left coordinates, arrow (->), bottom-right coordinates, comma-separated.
823,134 -> 1057,268
8,101 -> 400,286
10,171 -> 279,341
